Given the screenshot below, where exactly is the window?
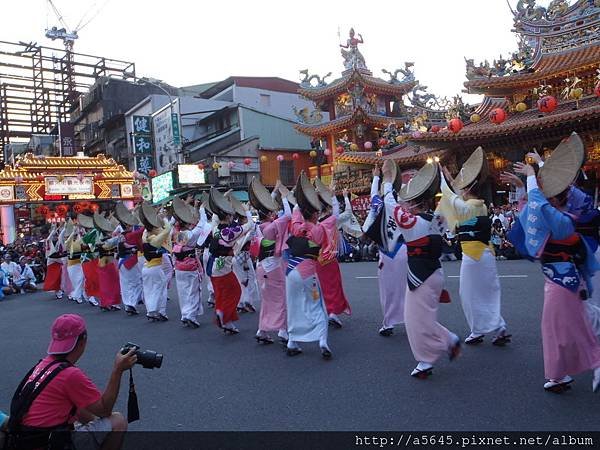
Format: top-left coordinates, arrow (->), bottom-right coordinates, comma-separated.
259,94 -> 271,107
280,160 -> 294,186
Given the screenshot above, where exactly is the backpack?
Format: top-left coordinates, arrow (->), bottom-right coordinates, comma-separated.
4,359 -> 74,450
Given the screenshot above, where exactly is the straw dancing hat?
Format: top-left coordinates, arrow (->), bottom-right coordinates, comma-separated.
139,202 -> 161,229
200,192 -> 213,215
209,187 -> 235,219
93,211 -> 116,234
249,177 -> 277,214
115,202 -> 139,227
225,191 -> 246,218
172,196 -> 195,225
452,146 -> 488,191
314,177 -> 333,208
295,171 -> 321,213
539,132 -> 585,198
399,162 -> 440,202
77,213 -> 94,230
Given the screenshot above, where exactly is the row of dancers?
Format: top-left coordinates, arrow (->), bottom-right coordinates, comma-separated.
41,131 -> 600,391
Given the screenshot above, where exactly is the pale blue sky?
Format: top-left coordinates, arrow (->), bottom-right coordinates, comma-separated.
1,0 -> 546,102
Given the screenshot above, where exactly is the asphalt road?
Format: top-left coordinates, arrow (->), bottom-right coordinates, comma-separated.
1,259 -> 600,432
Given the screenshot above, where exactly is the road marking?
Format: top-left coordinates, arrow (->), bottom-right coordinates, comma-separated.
357,275 -> 529,279
447,275 -> 528,278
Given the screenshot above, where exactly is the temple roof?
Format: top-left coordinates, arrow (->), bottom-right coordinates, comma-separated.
298,69 -> 416,102
465,43 -> 600,94
294,107 -> 404,137
464,0 -> 600,94
337,142 -> 445,168
410,96 -> 600,144
1,153 -> 134,180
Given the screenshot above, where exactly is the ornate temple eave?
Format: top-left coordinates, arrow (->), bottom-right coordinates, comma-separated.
14,153 -> 130,172
298,69 -> 416,101
294,108 -> 404,137
464,42 -> 600,94
410,96 -> 600,144
337,142 -> 445,168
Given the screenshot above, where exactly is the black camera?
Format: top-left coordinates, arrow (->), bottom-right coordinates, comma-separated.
121,342 -> 163,369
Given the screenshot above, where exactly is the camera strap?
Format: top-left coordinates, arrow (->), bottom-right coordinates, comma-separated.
127,369 -> 140,424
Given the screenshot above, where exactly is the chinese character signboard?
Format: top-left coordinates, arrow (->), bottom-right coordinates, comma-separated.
152,101 -> 180,175
133,116 -> 152,134
58,122 -> 75,156
135,155 -> 154,176
133,135 -> 152,154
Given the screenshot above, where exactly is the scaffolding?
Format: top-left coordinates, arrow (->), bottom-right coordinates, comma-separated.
0,40 -> 135,159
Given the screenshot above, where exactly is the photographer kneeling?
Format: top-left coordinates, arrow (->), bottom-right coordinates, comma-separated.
7,314 -> 137,450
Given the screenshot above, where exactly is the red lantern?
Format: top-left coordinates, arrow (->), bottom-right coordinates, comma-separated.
336,146 -> 344,155
448,118 -> 464,133
430,125 -> 441,133
37,205 -> 49,216
243,157 -> 252,166
73,204 -> 83,214
378,138 -> 388,147
594,82 -> 600,98
489,108 -> 507,124
537,95 -> 557,113
197,163 -> 205,170
90,203 -> 99,212
56,204 -> 68,217
148,169 -> 157,177
292,153 -> 299,160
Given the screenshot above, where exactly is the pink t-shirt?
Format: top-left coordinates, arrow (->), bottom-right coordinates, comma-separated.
22,356 -> 102,427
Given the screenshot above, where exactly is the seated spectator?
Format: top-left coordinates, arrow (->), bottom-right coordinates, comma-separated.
7,314 -> 137,450
15,257 -> 38,293
1,254 -> 20,293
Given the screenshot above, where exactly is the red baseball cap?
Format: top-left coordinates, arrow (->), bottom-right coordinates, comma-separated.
47,314 -> 87,355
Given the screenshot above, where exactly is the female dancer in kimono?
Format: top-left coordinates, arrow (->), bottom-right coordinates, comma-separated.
140,204 -> 172,322
512,146 -> 600,392
64,223 -> 86,304
285,173 -> 335,359
314,181 -> 351,328
43,223 -> 65,299
172,199 -> 213,328
363,165 -> 407,337
437,148 -> 510,346
207,189 -> 254,334
253,180 -> 292,344
381,160 -> 461,378
92,213 -> 122,312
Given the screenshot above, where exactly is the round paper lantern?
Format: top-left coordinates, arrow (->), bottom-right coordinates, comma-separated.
378,138 -> 388,147
212,162 -> 220,169
412,131 -> 422,139
430,125 -> 441,133
594,82 -> 600,97
227,161 -> 236,169
243,157 -> 252,166
73,204 -> 82,214
260,155 -> 268,162
276,154 -> 284,162
37,205 -> 49,216
489,108 -> 506,124
515,102 -> 527,113
56,205 -> 68,216
569,87 -> 583,100
448,118 -> 464,133
349,143 -> 359,151
336,146 -> 344,155
309,150 -> 317,158
537,95 -> 557,113
364,141 -> 373,150
470,113 -> 481,123
90,203 -> 99,212
197,163 -> 205,170
292,153 -> 299,160
323,148 -> 331,156
148,169 -> 157,177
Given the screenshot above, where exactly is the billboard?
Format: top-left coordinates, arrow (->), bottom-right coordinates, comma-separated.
152,101 -> 180,175
151,171 -> 174,204
177,164 -> 205,184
